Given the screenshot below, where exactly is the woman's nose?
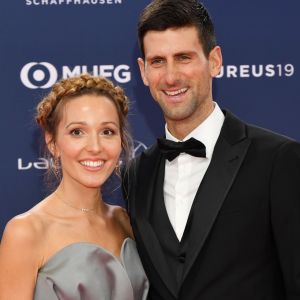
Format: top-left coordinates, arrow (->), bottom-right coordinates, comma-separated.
86,133 -> 102,153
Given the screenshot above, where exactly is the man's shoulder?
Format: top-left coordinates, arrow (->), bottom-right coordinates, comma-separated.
123,142 -> 157,178
245,122 -> 298,148
223,109 -> 298,145
131,142 -> 160,165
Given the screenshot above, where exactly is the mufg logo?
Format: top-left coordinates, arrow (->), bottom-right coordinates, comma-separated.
20,62 -> 58,89
20,62 -> 131,89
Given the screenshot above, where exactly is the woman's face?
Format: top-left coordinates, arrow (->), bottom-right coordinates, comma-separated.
48,94 -> 122,189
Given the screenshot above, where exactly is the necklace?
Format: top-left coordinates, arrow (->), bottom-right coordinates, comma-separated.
55,192 -> 97,213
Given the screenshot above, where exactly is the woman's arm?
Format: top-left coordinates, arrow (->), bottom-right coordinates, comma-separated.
0,215 -> 42,300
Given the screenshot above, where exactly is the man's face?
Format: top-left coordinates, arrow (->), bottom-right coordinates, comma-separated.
138,26 -> 222,132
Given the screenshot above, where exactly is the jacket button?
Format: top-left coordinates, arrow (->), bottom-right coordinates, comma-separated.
178,253 -> 186,263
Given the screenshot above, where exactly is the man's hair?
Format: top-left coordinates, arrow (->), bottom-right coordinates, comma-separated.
138,0 -> 217,58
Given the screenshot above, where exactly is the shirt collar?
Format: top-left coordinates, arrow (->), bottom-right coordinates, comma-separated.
165,102 -> 225,159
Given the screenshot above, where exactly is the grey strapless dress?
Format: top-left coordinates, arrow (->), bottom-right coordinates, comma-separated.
34,238 -> 149,300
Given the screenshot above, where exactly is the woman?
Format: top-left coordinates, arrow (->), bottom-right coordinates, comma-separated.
0,74 -> 149,299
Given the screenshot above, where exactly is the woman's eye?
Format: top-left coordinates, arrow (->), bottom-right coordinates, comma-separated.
103,128 -> 115,136
70,128 -> 83,136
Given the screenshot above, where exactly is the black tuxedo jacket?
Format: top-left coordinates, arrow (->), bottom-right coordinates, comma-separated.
123,111 -> 300,300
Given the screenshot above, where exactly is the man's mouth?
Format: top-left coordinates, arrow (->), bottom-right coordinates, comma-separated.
164,88 -> 188,96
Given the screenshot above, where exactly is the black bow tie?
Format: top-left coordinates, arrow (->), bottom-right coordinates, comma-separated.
157,137 -> 206,161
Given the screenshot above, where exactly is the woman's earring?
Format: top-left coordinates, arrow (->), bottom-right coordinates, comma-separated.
53,156 -> 61,179
115,161 -> 121,176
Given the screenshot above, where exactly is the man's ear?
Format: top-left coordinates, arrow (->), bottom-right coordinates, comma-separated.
209,46 -> 223,78
137,57 -> 149,86
45,132 -> 59,157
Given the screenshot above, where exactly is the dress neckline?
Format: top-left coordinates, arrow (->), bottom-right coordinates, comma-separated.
39,237 -> 134,271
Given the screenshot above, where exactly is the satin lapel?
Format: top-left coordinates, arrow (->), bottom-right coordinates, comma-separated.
182,111 -> 251,281
133,145 -> 177,297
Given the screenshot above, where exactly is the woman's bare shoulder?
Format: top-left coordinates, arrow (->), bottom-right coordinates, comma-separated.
108,204 -> 133,239
1,209 -> 46,249
0,207 -> 49,299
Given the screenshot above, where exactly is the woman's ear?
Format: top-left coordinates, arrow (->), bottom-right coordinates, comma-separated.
45,132 -> 58,157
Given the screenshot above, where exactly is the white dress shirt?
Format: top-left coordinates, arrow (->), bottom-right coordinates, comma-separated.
163,103 -> 225,241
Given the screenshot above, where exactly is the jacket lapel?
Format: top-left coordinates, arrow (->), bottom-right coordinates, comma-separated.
133,145 -> 178,297
182,111 -> 251,281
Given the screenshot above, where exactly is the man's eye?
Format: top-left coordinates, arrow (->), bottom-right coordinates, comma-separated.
70,129 -> 83,136
177,55 -> 190,61
151,58 -> 164,65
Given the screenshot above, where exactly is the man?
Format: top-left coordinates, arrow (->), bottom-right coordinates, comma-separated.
123,1 -> 300,299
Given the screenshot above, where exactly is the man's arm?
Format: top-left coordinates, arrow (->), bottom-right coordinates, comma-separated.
271,140 -> 300,299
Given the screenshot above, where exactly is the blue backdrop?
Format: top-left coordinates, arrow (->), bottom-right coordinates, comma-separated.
1,0 -> 299,236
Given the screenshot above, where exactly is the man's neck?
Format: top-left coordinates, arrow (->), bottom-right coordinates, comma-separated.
166,102 -> 215,140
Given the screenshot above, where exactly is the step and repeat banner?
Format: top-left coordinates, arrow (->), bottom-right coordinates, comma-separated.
0,1 -> 299,235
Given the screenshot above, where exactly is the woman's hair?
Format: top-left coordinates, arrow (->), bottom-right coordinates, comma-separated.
35,73 -> 132,184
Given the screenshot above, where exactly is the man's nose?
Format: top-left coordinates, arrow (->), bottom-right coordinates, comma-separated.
164,62 -> 179,85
